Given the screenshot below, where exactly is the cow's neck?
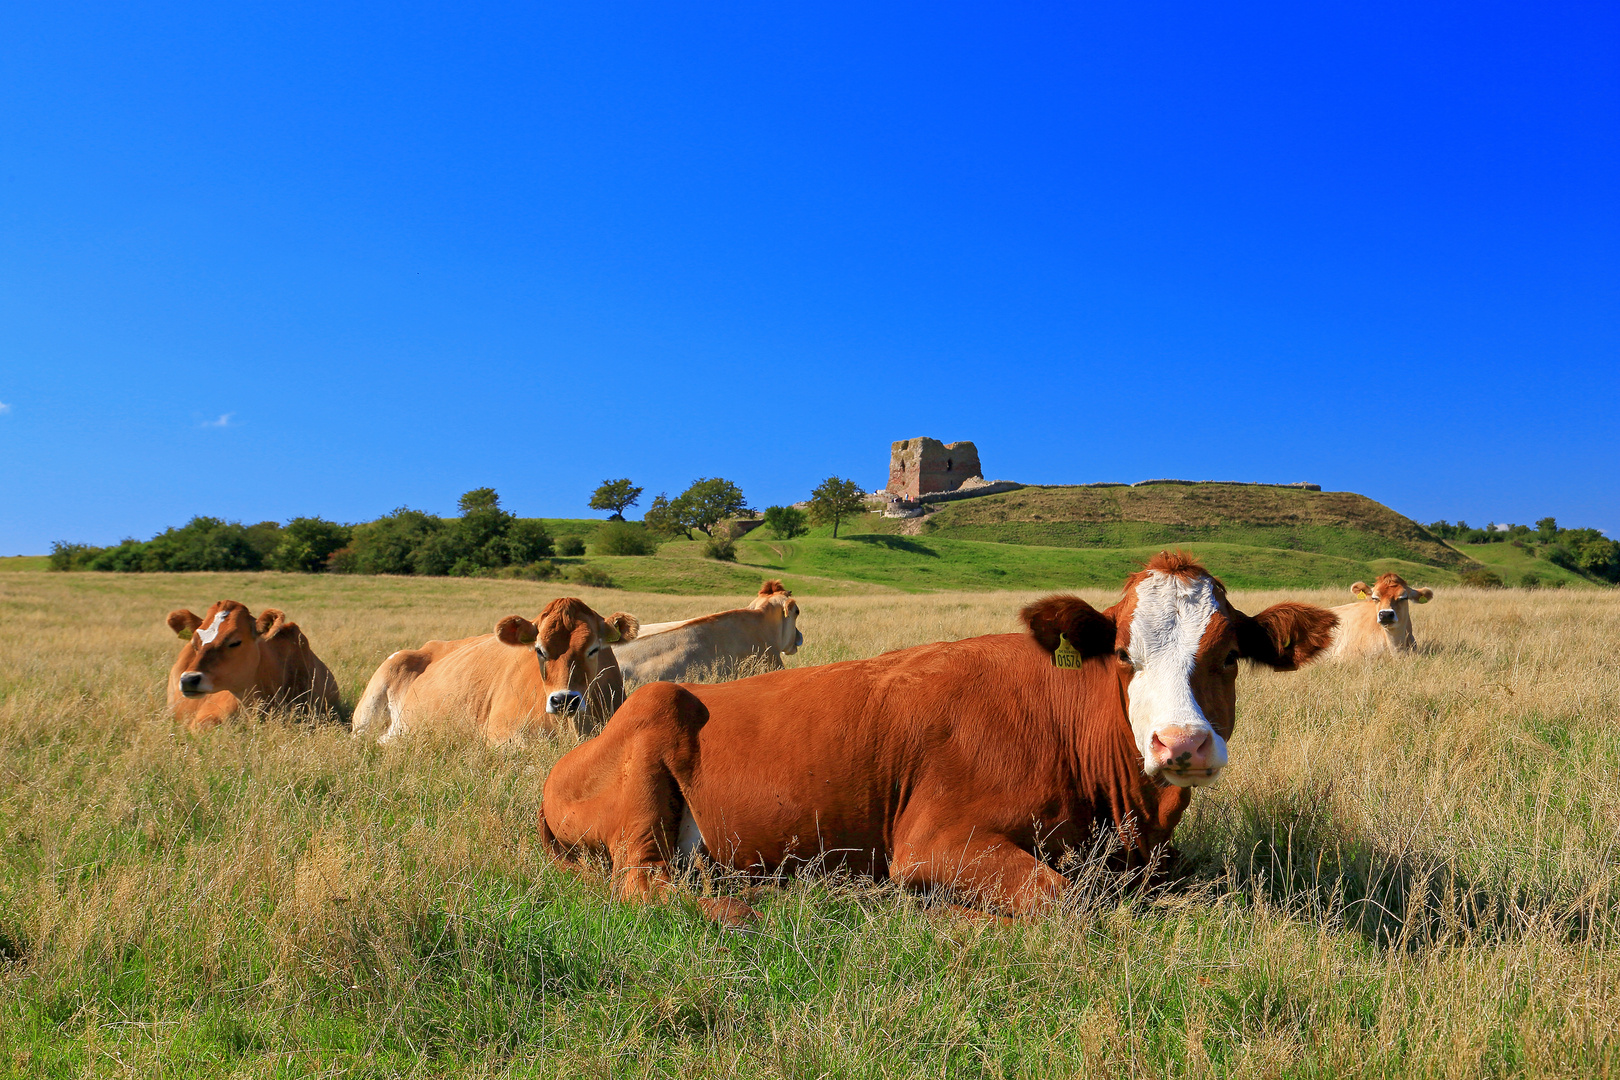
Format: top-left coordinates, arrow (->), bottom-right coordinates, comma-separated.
1058,661 -> 1192,863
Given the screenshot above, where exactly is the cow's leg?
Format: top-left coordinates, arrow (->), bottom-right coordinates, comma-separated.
892,828 -> 1067,916
541,683 -> 702,906
187,691 -> 243,732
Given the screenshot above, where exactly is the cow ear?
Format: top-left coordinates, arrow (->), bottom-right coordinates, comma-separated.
605,612 -> 639,642
1411,587 -> 1433,604
1236,603 -> 1338,670
1350,582 -> 1370,599
167,609 -> 202,639
496,615 -> 538,646
1019,595 -> 1116,660
255,609 -> 292,638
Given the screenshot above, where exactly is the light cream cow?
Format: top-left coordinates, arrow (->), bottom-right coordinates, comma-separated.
613,580 -> 802,685
1326,573 -> 1434,658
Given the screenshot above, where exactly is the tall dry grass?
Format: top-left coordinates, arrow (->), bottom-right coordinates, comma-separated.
0,570 -> 1617,1077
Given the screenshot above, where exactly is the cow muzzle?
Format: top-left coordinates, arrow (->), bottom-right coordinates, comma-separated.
546,690 -> 583,715
1377,608 -> 1397,626
1149,725 -> 1224,787
178,671 -> 209,698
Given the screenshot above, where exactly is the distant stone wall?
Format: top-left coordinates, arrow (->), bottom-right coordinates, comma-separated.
1130,479 -> 1322,491
887,438 -> 983,499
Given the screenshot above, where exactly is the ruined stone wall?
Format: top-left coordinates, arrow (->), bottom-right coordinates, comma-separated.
886,438 -> 982,499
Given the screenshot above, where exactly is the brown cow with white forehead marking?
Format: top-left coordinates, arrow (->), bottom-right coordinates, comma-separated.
351,597 -> 639,744
1325,572 -> 1434,659
165,601 -> 342,731
539,551 -> 1338,922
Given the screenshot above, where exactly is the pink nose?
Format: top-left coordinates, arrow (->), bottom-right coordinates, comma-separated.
1150,727 -> 1215,772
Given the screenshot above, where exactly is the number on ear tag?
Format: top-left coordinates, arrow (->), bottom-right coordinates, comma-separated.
1053,633 -> 1083,669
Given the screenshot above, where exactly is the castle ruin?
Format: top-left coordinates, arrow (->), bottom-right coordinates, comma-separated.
886,437 -> 982,500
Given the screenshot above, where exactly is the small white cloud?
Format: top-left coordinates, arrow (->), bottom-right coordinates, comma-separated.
200,413 -> 234,428
0,401 -> 11,415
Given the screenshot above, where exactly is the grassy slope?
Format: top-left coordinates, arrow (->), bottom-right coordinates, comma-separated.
917,484 -> 1470,567
1454,541 -> 1593,587
2,574 -> 1618,1076
0,556 -> 48,572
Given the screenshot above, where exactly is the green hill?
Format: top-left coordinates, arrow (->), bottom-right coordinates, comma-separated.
907,483 -> 1470,568
539,482 -> 1479,594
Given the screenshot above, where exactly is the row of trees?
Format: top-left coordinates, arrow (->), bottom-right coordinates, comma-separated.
51,489 -> 555,577
1428,517 -> 1620,583
589,476 -> 868,541
50,476 -> 876,576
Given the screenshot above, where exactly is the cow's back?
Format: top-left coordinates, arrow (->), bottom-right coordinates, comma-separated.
614,609 -> 781,684
608,633 -> 1110,873
402,635 -> 544,738
263,626 -> 341,709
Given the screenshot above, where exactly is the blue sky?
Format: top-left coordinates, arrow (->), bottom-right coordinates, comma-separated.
2,2 -> 1616,553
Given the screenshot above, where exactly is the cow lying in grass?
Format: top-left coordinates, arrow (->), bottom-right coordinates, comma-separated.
1325,573 -> 1434,659
539,551 -> 1338,921
613,580 -> 803,685
165,601 -> 341,731
352,597 -> 639,744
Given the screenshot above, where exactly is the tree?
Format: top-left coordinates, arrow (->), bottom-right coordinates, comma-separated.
762,505 -> 809,540
268,517 -> 352,573
1536,517 -> 1559,544
808,477 -> 868,539
458,488 -> 501,515
673,478 -> 750,537
589,479 -> 644,521
642,493 -> 683,538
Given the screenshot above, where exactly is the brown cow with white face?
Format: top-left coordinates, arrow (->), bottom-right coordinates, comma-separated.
165,601 -> 342,730
539,552 -> 1338,921
1325,572 -> 1434,659
351,597 -> 639,744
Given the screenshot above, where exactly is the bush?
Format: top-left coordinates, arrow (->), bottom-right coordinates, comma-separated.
762,505 -> 809,540
557,535 -> 587,557
347,508 -> 446,575
48,542 -> 101,571
703,535 -> 738,562
78,517 -> 265,573
1520,571 -> 1542,589
1459,568 -> 1505,589
268,517 -> 351,573
570,565 -> 616,588
594,522 -> 659,556
504,519 -> 555,563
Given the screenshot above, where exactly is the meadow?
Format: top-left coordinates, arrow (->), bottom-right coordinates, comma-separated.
1,569 -> 1617,1077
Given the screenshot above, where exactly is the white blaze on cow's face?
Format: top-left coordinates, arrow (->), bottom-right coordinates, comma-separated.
1123,571 -> 1231,787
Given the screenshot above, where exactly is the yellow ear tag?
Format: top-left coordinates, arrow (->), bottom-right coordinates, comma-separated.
1053,633 -> 1083,669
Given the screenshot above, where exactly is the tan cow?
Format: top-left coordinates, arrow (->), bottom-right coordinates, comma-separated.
613,580 -> 803,685
1326,572 -> 1434,659
540,551 -> 1338,922
165,601 -> 341,731
351,597 -> 639,744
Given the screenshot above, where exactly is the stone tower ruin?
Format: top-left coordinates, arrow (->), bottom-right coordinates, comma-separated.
887,437 -> 982,500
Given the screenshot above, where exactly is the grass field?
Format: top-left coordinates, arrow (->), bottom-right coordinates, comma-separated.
2,569 -> 1618,1077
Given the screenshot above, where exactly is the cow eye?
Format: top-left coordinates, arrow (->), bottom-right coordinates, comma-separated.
1224,649 -> 1239,668
535,646 -> 550,661
587,645 -> 601,657
228,639 -> 242,648
1116,648 -> 1133,665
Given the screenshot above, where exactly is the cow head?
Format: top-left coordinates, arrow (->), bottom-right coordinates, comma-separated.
1022,551 -> 1338,788
495,597 -> 640,722
1349,573 -> 1433,650
748,579 -> 803,655
166,601 -> 294,700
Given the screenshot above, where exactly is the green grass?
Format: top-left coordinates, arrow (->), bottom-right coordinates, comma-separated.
1453,541 -> 1594,588
0,556 -> 47,572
